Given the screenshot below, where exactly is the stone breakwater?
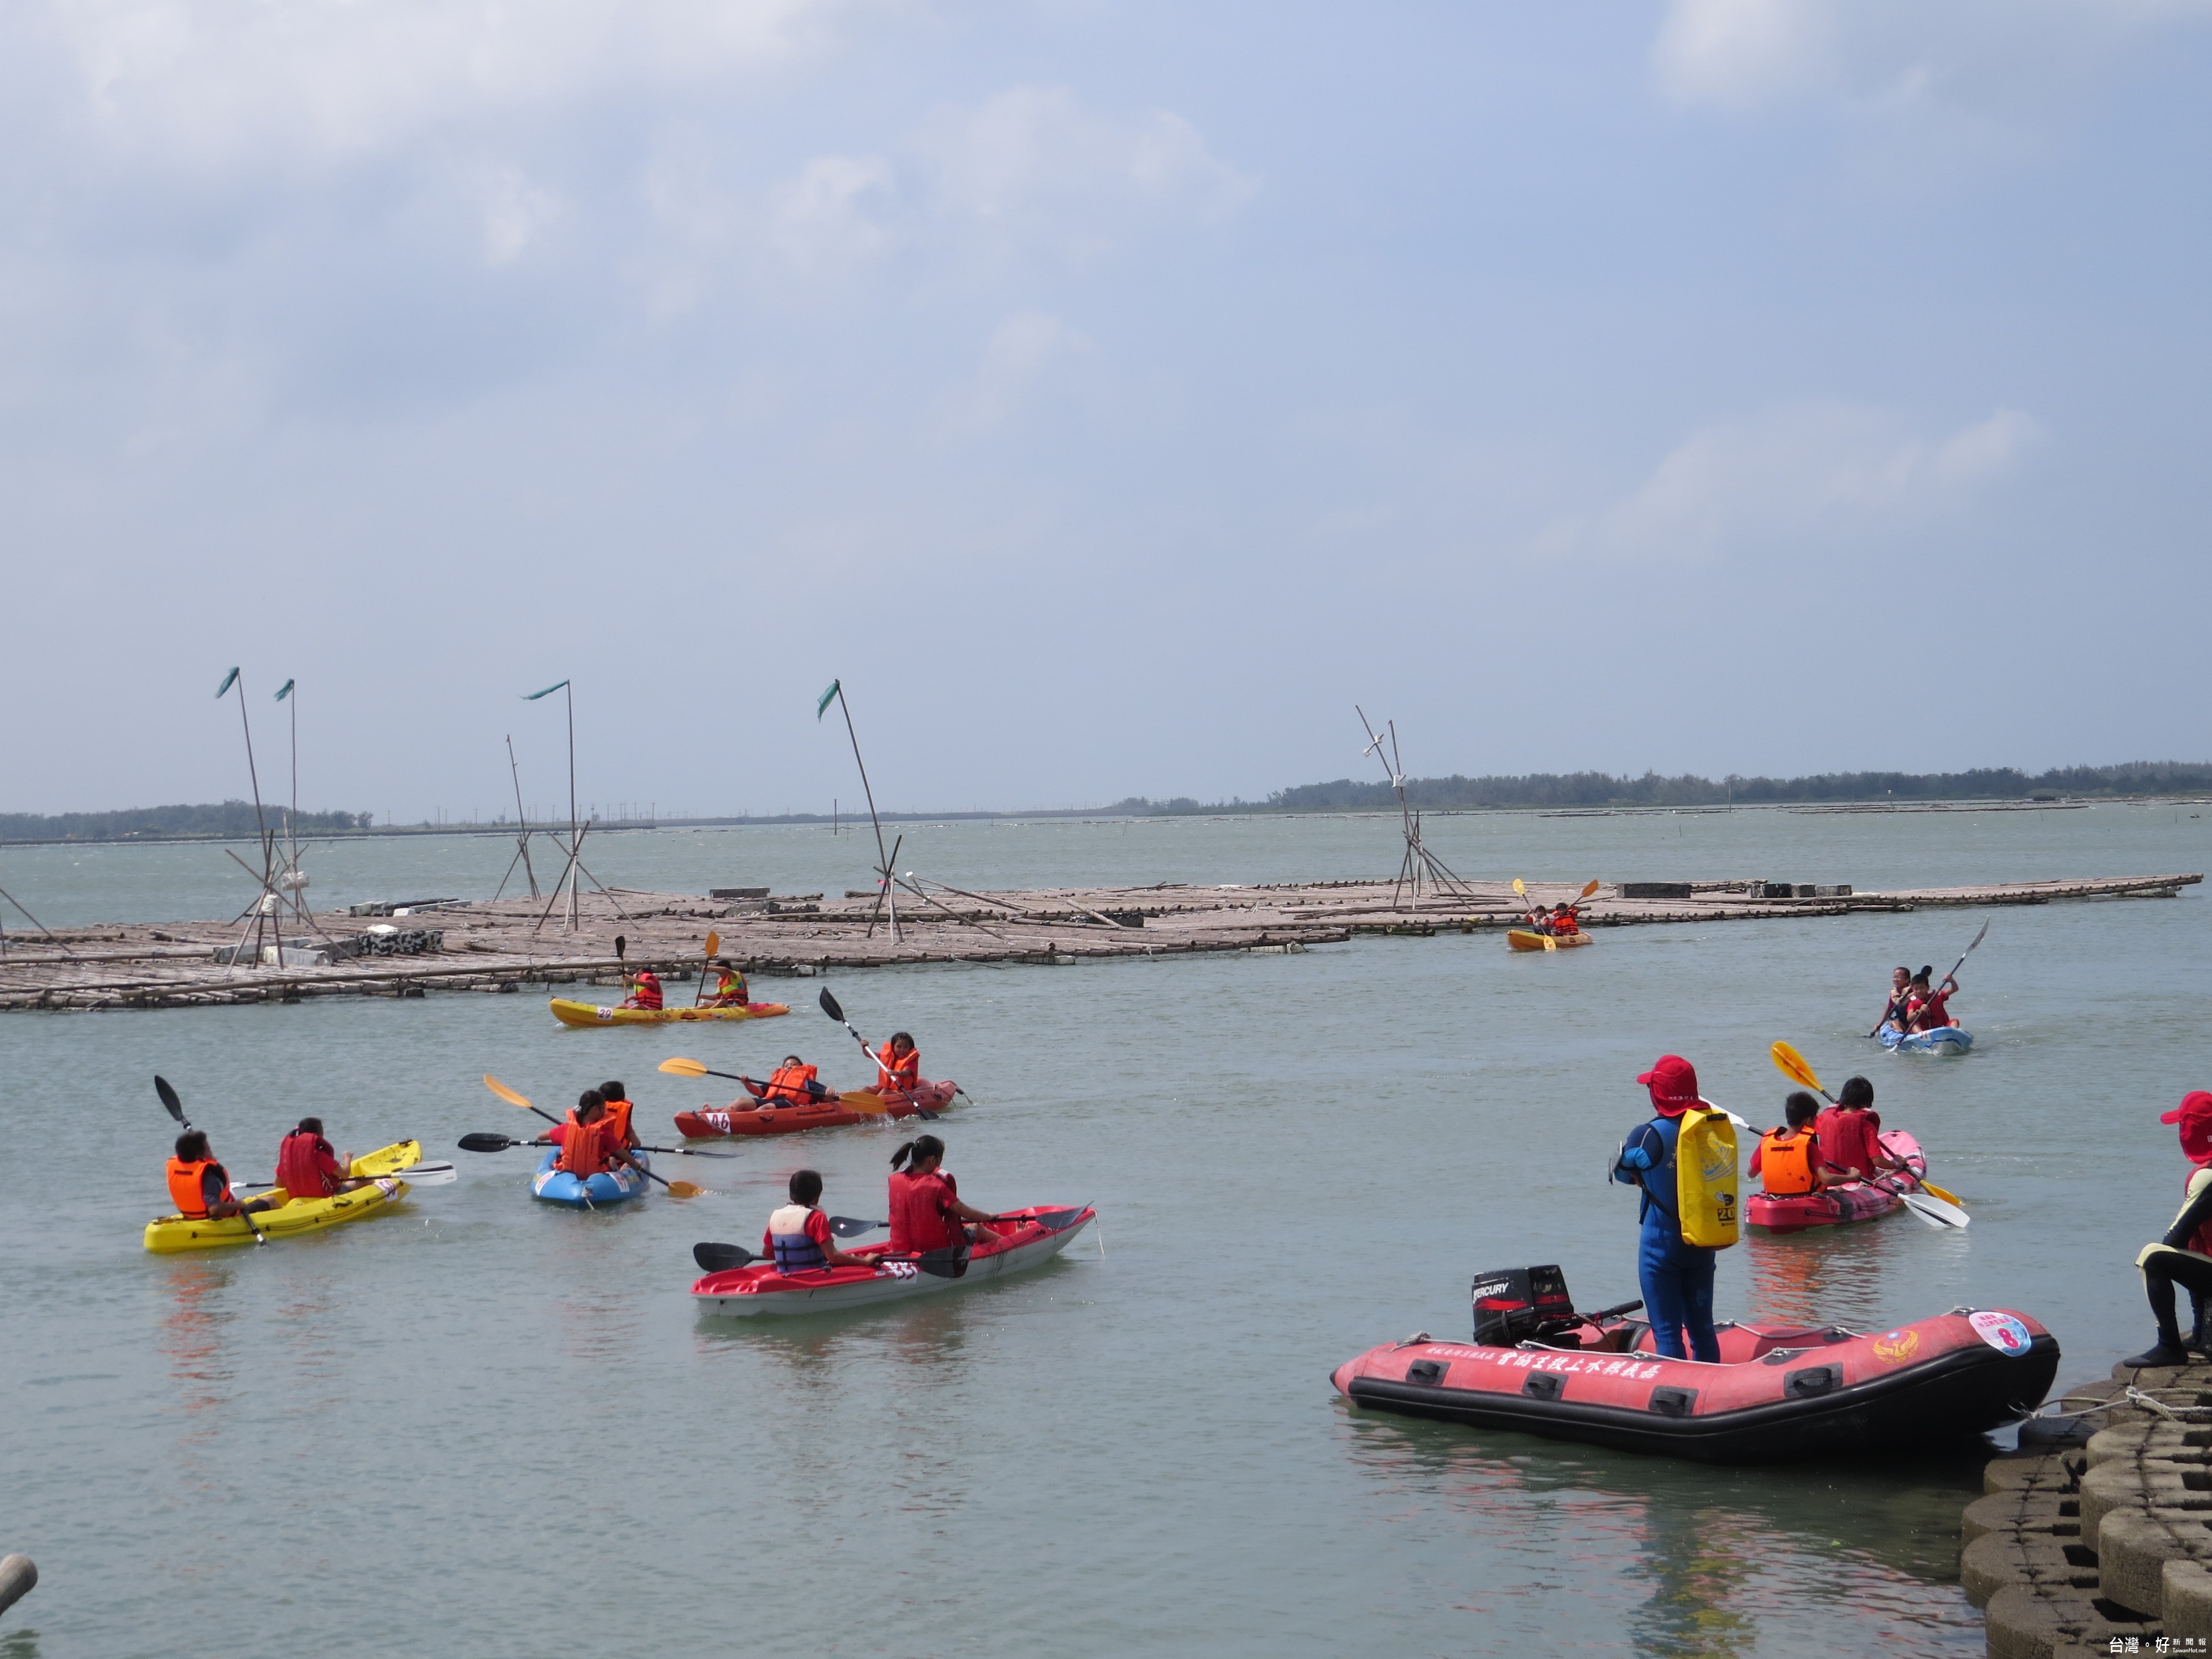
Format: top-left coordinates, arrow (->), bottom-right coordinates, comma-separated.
0,870 -> 2197,1012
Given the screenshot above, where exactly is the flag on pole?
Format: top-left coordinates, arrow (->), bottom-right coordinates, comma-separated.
816,680 -> 841,719
274,679 -> 294,701
215,667 -> 239,698
525,680 -> 570,700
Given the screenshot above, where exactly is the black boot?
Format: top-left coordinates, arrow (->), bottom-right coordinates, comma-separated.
2126,1331 -> 2192,1368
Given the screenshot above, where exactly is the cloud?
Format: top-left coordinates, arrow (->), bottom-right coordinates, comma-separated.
1534,403 -> 2046,564
768,154 -> 896,275
927,310 -> 1097,441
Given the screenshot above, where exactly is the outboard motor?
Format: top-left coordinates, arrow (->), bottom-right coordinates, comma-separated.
1472,1265 -> 1573,1346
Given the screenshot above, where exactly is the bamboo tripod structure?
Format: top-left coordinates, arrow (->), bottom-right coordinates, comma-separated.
1355,706 -> 1483,912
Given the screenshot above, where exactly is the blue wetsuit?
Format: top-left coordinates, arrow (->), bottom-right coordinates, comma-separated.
1613,1115 -> 1721,1363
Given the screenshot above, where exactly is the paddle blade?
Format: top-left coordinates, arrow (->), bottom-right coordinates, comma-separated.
394,1163 -> 458,1185
483,1074 -> 532,1110
1541,936 -> 1556,952
818,987 -> 845,1023
1580,879 -> 1600,899
704,931 -> 721,957
1920,1177 -> 1964,1207
836,1090 -> 893,1115
1022,1207 -> 1088,1234
665,1180 -> 705,1199
614,935 -> 627,960
1897,1191 -> 1962,1229
1512,878 -> 1526,898
827,1214 -> 886,1238
915,1245 -> 971,1280
154,1075 -> 186,1125
658,1057 -> 710,1078
693,1241 -> 758,1272
1770,1041 -> 1822,1094
457,1133 -> 521,1152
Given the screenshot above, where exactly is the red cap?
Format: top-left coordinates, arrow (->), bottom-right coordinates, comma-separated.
1636,1054 -> 1701,1118
2161,1091 -> 2212,1162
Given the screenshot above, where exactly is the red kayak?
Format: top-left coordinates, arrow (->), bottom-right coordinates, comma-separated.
674,1079 -> 957,1138
1333,1300 -> 2057,1463
1747,1130 -> 1928,1234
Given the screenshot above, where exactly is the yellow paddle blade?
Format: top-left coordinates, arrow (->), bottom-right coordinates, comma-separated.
834,1090 -> 893,1115
1580,879 -> 1600,899
658,1057 -> 709,1078
1769,1041 -> 1822,1093
1541,935 -> 1557,952
704,931 -> 721,958
666,1180 -> 705,1198
1920,1178 -> 1965,1208
483,1074 -> 533,1110
1512,878 -> 1526,898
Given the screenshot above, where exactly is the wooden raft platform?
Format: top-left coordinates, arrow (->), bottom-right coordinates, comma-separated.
0,871 -> 2196,1011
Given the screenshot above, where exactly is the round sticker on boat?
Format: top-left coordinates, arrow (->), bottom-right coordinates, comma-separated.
1968,1311 -> 2033,1355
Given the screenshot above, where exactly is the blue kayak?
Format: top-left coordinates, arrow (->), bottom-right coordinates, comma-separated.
1880,1025 -> 1974,1056
532,1149 -> 651,1208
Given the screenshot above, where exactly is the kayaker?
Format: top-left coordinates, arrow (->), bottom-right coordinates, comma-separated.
1813,1077 -> 1898,1182
552,1093 -> 641,1180
597,1082 -> 639,1150
274,1117 -> 365,1199
166,1130 -> 279,1222
874,1032 -> 921,1095
1749,1094 -> 1832,1196
888,1135 -> 1000,1253
763,1169 -> 873,1274
2125,1091 -> 2212,1366
1548,903 -> 1580,937
1910,969 -> 1961,1032
1609,1055 -> 1721,1364
706,959 -> 749,1008
1876,966 -> 1913,1033
763,1056 -> 836,1105
620,969 -> 664,1011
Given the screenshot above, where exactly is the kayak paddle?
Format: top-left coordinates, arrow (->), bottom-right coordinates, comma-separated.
480,1075 -> 703,1198
155,1075 -> 267,1245
814,990 -> 941,1119
1768,1041 -> 1968,1225
693,930 -> 722,1008
459,1133 -> 551,1151
654,1055 -> 910,1118
235,1162 -> 458,1191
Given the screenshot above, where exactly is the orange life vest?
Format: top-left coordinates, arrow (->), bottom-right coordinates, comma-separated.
629,972 -> 663,1010
600,1098 -> 637,1147
713,970 -> 744,1005
875,1043 -> 919,1093
1755,1128 -> 1817,1196
557,1119 -> 613,1176
167,1156 -> 229,1218
765,1063 -> 818,1104
1552,912 -> 1579,935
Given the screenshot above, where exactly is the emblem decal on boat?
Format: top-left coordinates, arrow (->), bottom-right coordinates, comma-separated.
1967,1312 -> 2033,1355
1872,1329 -> 1921,1364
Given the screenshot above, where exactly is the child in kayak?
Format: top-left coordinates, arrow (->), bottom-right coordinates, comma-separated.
1813,1077 -> 1899,1182
1876,966 -> 1913,1034
705,959 -> 749,1008
2125,1091 -> 2212,1366
874,1032 -> 921,1094
166,1130 -> 281,1222
549,1093 -> 643,1180
764,1170 -> 875,1275
597,1082 -> 639,1149
888,1135 -> 1000,1253
761,1057 -> 836,1105
1749,1094 -> 1833,1196
274,1118 -> 366,1199
1548,903 -> 1580,936
620,969 -> 664,1011
1908,968 -> 1961,1032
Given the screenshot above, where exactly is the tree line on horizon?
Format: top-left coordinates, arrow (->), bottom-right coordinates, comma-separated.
1110,760 -> 2212,815
0,801 -> 373,842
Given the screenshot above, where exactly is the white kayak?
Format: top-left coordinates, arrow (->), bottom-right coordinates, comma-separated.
1881,1025 -> 1974,1055
691,1206 -> 1094,1317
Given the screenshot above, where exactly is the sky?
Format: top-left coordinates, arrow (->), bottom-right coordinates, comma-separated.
3,0 -> 2209,821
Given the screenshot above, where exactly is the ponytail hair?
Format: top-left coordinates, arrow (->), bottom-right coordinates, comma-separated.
890,1133 -> 946,1172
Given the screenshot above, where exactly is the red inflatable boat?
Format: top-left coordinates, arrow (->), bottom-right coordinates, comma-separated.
1332,1302 -> 2057,1463
673,1079 -> 957,1138
1747,1130 -> 1927,1234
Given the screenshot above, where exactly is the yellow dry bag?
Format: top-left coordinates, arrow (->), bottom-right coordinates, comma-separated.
1674,1107 -> 1740,1249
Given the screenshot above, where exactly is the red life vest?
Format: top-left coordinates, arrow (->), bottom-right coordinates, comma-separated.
629,972 -> 663,1010
765,1063 -> 818,1104
166,1156 -> 229,1219
888,1168 -> 961,1253
1814,1107 -> 1883,1180
1754,1128 -> 1817,1196
875,1043 -> 920,1093
275,1130 -> 342,1199
557,1119 -> 613,1176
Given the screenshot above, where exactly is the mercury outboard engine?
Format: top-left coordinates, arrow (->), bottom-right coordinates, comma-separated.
1471,1265 -> 1574,1346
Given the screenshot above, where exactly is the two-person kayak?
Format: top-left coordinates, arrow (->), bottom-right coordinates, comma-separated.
692,1204 -> 1093,1316
144,1141 -> 424,1252
1747,1130 -> 1931,1234
532,1147 -> 651,1208
1506,930 -> 1594,952
549,998 -> 790,1029
674,1080 -> 957,1139
1880,1024 -> 1974,1055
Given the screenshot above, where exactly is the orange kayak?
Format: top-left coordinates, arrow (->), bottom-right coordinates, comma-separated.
674,1080 -> 957,1137
1506,930 -> 1594,952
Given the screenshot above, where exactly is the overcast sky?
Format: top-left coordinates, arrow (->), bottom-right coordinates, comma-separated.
4,1 -> 2209,821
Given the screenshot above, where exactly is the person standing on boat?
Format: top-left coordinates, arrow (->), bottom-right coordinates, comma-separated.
764,1169 -> 874,1274
1876,966 -> 1913,1034
889,1135 -> 1000,1252
1813,1077 -> 1898,1182
274,1118 -> 365,1199
596,1082 -> 639,1150
1610,1055 -> 1722,1364
620,968 -> 664,1011
166,1130 -> 280,1222
706,959 -> 749,1008
874,1032 -> 921,1095
1749,1094 -> 1833,1196
2125,1092 -> 2212,1366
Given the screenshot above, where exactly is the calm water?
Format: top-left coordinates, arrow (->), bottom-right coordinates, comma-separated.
2,806 -> 2206,1657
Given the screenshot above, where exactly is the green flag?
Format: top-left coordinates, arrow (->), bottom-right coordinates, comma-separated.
215,667 -> 239,698
525,680 -> 570,701
816,680 -> 841,720
274,679 -> 294,701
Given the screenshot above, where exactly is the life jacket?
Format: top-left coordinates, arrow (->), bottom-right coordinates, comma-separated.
275,1130 -> 341,1199
1552,912 -> 1579,935
600,1098 -> 637,1148
629,972 -> 663,1010
167,1156 -> 229,1219
888,1168 -> 961,1253
767,1203 -> 828,1273
1814,1106 -> 1882,1180
764,1063 -> 818,1105
714,970 -> 745,1005
1920,990 -> 1954,1029
875,1043 -> 920,1093
1755,1127 -> 1817,1196
556,1119 -> 613,1176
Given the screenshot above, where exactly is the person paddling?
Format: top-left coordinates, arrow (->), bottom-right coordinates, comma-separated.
1876,966 -> 1913,1034
706,959 -> 749,1008
764,1170 -> 874,1275
620,969 -> 664,1011
1749,1094 -> 1832,1197
274,1117 -> 366,1199
874,1032 -> 921,1095
1910,968 -> 1961,1032
166,1130 -> 279,1223
888,1134 -> 1000,1253
1610,1055 -> 1722,1364
549,1092 -> 643,1181
2125,1092 -> 2212,1366
1813,1077 -> 1898,1183
762,1056 -> 837,1106
1548,903 -> 1580,937
597,1081 -> 640,1150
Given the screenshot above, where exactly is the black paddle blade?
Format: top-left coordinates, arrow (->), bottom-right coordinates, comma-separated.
826,1214 -> 886,1238
817,987 -> 844,1022
457,1132 -> 521,1152
1022,1207 -> 1088,1234
693,1241 -> 758,1273
915,1245 -> 971,1280
154,1075 -> 186,1125
915,1107 -> 940,1121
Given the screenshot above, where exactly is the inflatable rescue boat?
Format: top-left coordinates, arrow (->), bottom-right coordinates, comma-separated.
1747,1130 -> 1927,1234
1332,1268 -> 2056,1463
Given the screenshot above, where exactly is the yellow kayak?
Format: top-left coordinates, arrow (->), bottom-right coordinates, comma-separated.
143,1141 -> 422,1253
1506,929 -> 1595,952
549,998 -> 790,1029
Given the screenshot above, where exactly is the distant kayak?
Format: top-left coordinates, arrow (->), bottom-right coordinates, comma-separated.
531,1148 -> 650,1208
144,1140 -> 421,1253
1880,1025 -> 1974,1056
550,998 -> 789,1029
1506,930 -> 1594,952
1748,1131 -> 1928,1234
675,1080 -> 957,1139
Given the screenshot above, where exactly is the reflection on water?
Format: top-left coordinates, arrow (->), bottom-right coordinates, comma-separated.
158,1260 -> 237,1441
